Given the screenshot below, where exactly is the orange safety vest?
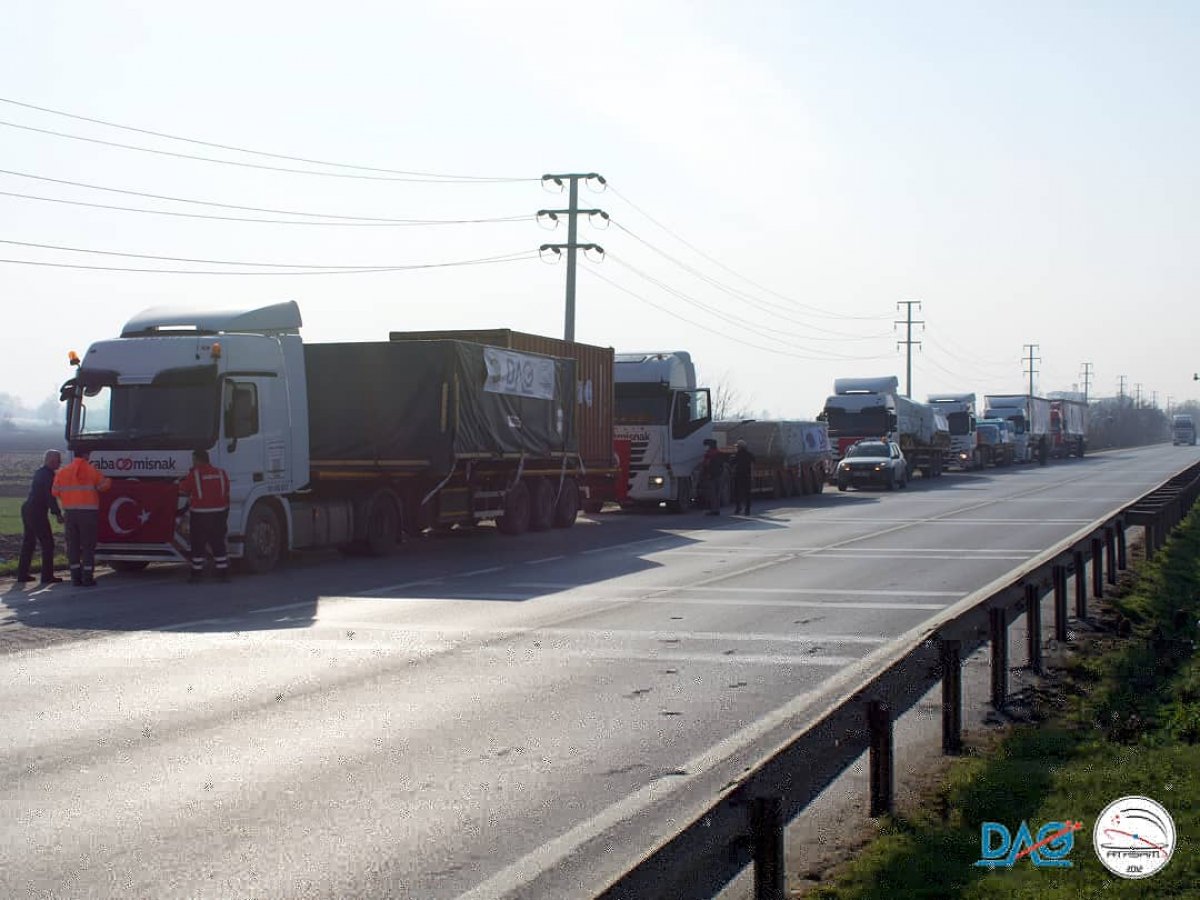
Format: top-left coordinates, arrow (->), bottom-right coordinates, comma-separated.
180,464 -> 230,513
52,458 -> 112,510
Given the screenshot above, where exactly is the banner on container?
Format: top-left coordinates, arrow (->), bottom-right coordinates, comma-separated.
483,347 -> 556,401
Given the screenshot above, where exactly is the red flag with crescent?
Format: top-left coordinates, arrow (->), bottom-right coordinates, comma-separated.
98,480 -> 181,543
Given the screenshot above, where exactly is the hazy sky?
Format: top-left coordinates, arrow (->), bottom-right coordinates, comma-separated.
2,1 -> 1198,420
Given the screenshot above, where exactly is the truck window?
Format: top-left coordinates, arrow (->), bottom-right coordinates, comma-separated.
224,381 -> 259,439
672,389 -> 712,440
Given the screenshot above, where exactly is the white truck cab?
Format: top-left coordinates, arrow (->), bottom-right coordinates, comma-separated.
613,352 -> 712,509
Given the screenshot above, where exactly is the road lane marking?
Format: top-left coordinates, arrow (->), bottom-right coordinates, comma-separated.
358,578 -> 445,597
525,556 -> 565,565
475,646 -> 860,666
512,582 -> 965,597
456,567 -> 506,578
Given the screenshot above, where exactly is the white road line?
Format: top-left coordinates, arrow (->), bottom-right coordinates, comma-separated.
359,578 -> 445,597
512,582 -> 965,597
475,646 -> 860,666
583,537 -> 676,555
525,556 -> 566,565
456,566 -> 506,578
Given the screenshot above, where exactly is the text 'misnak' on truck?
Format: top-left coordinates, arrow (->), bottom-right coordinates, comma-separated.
927,393 -> 978,470
712,419 -> 833,498
1045,391 -> 1088,459
1173,414 -> 1197,446
820,376 -> 951,479
59,301 -> 625,574
613,351 -> 712,510
983,393 -> 1052,465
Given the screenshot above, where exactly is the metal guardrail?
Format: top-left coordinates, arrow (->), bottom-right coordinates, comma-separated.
596,459 -> 1200,900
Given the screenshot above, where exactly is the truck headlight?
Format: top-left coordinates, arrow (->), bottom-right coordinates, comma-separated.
648,475 -> 665,487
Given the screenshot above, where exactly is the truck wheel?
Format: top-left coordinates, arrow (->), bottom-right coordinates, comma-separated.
527,478 -> 554,532
665,477 -> 691,514
364,491 -> 401,556
242,502 -> 283,574
812,467 -> 825,493
498,481 -> 531,535
582,498 -> 604,515
553,478 -> 579,528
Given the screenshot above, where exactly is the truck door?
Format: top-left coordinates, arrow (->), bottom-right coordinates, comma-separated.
220,376 -> 288,524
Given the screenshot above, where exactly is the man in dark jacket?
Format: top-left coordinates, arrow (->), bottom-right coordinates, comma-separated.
730,439 -> 756,515
701,439 -> 725,516
16,449 -> 64,584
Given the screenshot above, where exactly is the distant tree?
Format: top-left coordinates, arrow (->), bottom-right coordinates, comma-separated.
34,394 -> 61,423
709,374 -> 754,421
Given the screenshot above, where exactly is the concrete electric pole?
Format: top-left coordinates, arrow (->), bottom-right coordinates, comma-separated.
895,300 -> 924,398
539,173 -> 606,342
1080,362 -> 1093,404
1023,343 -> 1041,396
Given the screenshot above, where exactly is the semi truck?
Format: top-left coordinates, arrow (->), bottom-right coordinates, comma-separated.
613,352 -> 712,511
927,393 -> 978,469
1046,392 -> 1088,458
712,419 -> 832,497
975,417 -> 1015,467
983,394 -> 1051,464
59,302 -> 617,574
821,376 -> 951,478
1173,414 -> 1197,446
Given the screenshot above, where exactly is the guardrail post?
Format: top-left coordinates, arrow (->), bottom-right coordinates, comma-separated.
1025,584 -> 1043,674
1091,538 -> 1104,599
868,701 -> 893,817
1144,520 -> 1157,560
1073,549 -> 1087,619
989,607 -> 1008,709
940,640 -> 963,755
1053,565 -> 1068,643
1105,526 -> 1117,586
1116,519 -> 1127,571
751,796 -> 786,900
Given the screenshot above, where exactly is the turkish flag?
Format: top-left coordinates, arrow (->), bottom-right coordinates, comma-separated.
98,480 -> 181,543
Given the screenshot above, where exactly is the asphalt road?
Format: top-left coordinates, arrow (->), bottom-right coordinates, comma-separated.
1,444 -> 1194,899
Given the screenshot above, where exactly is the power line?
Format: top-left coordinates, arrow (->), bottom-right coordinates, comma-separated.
0,189 -> 530,227
609,219 -> 891,341
581,265 -> 893,363
0,119 -> 532,184
599,256 -> 891,361
607,184 -> 884,322
0,168 -> 519,222
0,97 -> 534,182
0,244 -> 537,275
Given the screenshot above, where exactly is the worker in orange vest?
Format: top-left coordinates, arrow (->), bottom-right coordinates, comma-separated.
51,449 -> 112,586
179,449 -> 231,583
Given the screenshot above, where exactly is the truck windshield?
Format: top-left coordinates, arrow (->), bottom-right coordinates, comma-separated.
615,384 -> 672,425
824,407 -> 889,437
70,369 -> 218,449
945,411 -> 972,435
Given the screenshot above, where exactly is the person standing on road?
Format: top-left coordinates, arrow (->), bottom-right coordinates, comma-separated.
701,439 -> 725,517
179,449 -> 231,583
15,449 -> 64,585
51,449 -> 111,587
730,439 -> 756,515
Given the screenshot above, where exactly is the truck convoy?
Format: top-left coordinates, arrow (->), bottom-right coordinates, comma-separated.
983,394 -> 1051,464
821,376 -> 951,478
712,419 -> 832,497
927,393 -> 978,469
59,302 -> 623,573
613,351 -> 712,510
1173,414 -> 1197,446
1046,391 -> 1088,458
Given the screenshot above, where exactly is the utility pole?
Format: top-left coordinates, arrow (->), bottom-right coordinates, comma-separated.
1152,390 -> 1159,409
1135,383 -> 1144,408
1080,362 -> 1093,404
895,300 -> 924,398
1118,375 -> 1127,404
1167,395 -> 1174,416
539,173 -> 606,342
1023,343 -> 1041,397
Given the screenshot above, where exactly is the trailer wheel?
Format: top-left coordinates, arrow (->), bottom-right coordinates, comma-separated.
527,478 -> 554,532
812,466 -> 825,493
498,481 -> 531,535
364,491 -> 402,556
242,502 -> 284,574
582,498 -> 604,515
553,478 -> 580,528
